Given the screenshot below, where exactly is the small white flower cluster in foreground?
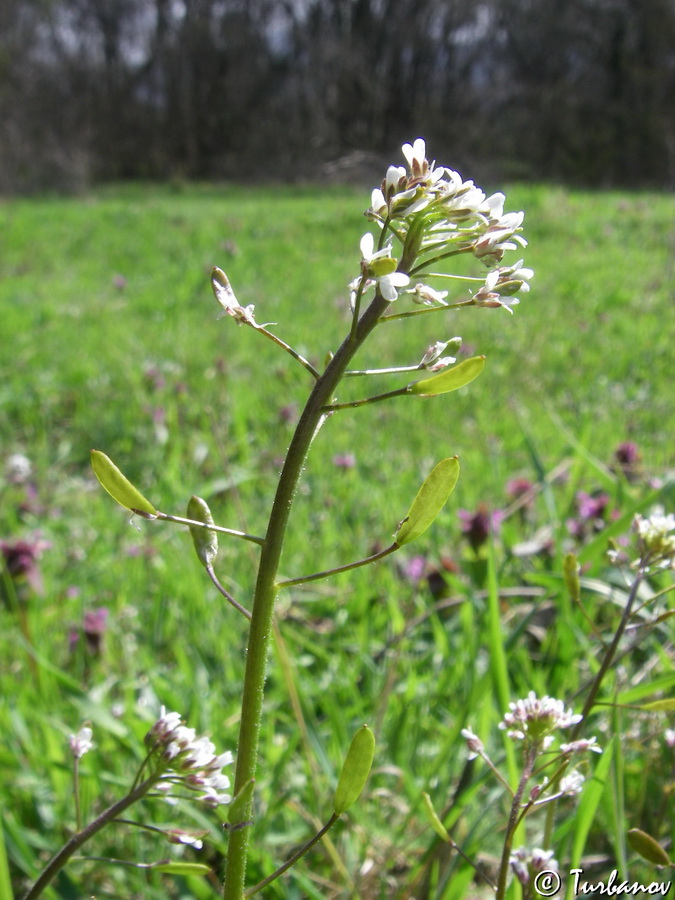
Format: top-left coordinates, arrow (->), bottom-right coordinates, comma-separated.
351,138 -> 533,311
499,691 -> 582,749
144,707 -> 234,808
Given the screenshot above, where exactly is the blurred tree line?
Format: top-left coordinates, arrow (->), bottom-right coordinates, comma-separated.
1,0 -> 674,193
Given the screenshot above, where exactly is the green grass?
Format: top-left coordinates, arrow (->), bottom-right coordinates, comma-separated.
0,181 -> 673,899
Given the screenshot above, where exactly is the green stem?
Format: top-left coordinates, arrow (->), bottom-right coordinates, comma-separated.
255,326 -> 320,380
156,512 -> 265,546
322,386 -> 408,411
206,565 -> 252,620
277,542 -> 399,588
570,568 -> 644,740
244,813 -> 340,897
495,744 -> 538,900
23,779 -> 156,900
222,292 -> 392,899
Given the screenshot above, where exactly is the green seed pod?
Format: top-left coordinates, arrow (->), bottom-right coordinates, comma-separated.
187,495 -> 218,568
563,552 -> 581,604
334,725 -> 376,816
627,828 -> 671,867
396,457 -> 460,546
90,450 -> 157,518
422,792 -> 451,843
407,356 -> 485,397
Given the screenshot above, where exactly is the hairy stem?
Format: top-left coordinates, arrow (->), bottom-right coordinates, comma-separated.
23,779 -> 156,900
495,744 -> 538,900
222,292 -> 391,899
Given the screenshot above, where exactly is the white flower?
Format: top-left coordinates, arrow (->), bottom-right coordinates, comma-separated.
499,692 -> 582,746
402,138 -> 427,173
460,727 -> 484,760
510,847 -> 558,886
360,232 -> 392,266
560,770 -> 585,795
145,708 -> 234,808
406,283 -> 449,306
166,828 -> 206,849
420,338 -> 460,369
5,453 -> 32,484
69,725 -> 94,759
359,233 -> 410,301
634,511 -> 675,567
211,267 -> 258,327
378,271 -> 410,301
560,737 -> 602,755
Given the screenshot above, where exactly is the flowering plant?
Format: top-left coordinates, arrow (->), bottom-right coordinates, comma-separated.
74,138 -> 529,899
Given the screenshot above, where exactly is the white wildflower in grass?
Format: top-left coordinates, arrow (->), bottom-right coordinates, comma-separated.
419,338 -> 460,370
360,138 -> 531,317
166,828 -> 208,849
69,725 -> 94,759
510,846 -> 559,886
559,769 -> 585,796
499,692 -> 582,750
358,233 -> 410,301
460,727 -> 485,761
633,511 -> 675,568
560,736 -> 602,755
406,283 -> 449,306
145,707 -> 233,808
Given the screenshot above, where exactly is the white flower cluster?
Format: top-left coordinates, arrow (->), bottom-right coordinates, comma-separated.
355,138 -> 532,308
145,707 -> 234,808
499,691 -> 582,749
510,846 -> 558,886
634,511 -> 675,569
69,725 -> 94,759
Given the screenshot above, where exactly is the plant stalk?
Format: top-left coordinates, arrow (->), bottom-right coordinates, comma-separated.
222,292 -> 391,899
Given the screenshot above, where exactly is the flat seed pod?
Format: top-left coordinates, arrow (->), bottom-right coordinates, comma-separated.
334,725 -> 376,816
90,450 -> 156,518
407,356 -> 485,397
396,457 -> 460,546
187,495 -> 218,568
627,828 -> 671,866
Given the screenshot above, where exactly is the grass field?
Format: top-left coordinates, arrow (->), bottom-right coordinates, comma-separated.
1,180 -> 673,899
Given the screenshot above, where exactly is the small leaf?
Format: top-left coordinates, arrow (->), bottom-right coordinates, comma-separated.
187,495 -> 218,568
90,450 -> 156,517
334,725 -> 376,816
407,355 -> 485,397
627,828 -> 672,867
151,862 -> 212,875
563,552 -> 581,603
422,792 -> 451,843
396,457 -> 460,545
228,778 -> 256,826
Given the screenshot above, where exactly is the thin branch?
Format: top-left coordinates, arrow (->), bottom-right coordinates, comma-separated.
321,386 -> 408,412
255,326 -> 321,380
379,300 -> 473,323
244,813 -> 340,897
344,364 -> 423,377
155,512 -> 265,546
206,565 -> 252,620
277,542 -> 400,588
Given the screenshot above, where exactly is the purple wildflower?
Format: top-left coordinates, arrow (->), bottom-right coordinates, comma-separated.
458,504 -> 504,553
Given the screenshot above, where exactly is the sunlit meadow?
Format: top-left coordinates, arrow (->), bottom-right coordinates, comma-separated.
1,170 -> 673,899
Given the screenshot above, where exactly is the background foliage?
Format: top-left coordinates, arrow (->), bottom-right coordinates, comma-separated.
1,0 -> 675,193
